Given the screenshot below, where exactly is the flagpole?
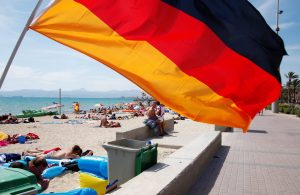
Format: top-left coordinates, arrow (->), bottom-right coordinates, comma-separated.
272,0 -> 282,113
276,0 -> 280,35
0,0 -> 44,90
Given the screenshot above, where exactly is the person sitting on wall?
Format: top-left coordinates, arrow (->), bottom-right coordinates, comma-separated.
145,102 -> 165,136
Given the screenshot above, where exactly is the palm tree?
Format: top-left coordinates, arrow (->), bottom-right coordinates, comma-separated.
285,72 -> 299,103
280,86 -> 288,103
291,79 -> 300,103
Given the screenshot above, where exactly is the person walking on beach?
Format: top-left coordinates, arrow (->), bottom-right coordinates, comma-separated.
73,102 -> 80,113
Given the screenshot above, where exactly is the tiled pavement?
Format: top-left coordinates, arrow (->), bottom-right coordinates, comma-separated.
188,110 -> 300,195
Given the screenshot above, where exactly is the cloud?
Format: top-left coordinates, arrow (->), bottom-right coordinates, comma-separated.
286,44 -> 300,50
28,47 -> 96,63
271,22 -> 296,30
1,62 -> 137,91
249,0 -> 277,27
2,63 -> 81,86
257,0 -> 275,16
0,14 -> 17,35
0,1 -> 31,35
7,65 -> 35,79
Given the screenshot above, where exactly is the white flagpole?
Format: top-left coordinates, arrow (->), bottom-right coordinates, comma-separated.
0,0 -> 44,89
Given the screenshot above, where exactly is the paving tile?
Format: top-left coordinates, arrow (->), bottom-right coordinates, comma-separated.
188,111 -> 300,195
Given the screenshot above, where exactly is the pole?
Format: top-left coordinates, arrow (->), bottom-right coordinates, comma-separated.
272,0 -> 281,113
0,0 -> 43,89
276,0 -> 280,35
59,88 -> 62,115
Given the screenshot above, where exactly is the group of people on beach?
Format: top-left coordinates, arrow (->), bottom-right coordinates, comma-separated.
9,145 -> 93,191
0,113 -> 36,124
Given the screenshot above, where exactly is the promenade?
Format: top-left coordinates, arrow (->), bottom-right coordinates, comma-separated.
188,110 -> 300,195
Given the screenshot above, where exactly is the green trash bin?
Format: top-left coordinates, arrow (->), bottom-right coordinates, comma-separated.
0,168 -> 42,195
135,143 -> 158,175
102,139 -> 157,185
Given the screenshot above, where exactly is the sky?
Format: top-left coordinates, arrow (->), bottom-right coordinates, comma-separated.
0,0 -> 299,91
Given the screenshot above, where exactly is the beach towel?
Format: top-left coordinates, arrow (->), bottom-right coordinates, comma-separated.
0,154 -> 6,163
26,133 -> 40,140
66,120 -> 83,124
43,147 -> 61,154
41,121 -> 64,124
1,153 -> 21,162
0,141 -> 8,148
8,134 -> 20,144
0,132 -> 8,141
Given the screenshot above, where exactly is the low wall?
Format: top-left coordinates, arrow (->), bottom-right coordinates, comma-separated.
215,125 -> 233,132
110,131 -> 221,195
116,118 -> 174,140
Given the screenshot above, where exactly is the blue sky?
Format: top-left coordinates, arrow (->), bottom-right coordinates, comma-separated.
0,0 -> 299,91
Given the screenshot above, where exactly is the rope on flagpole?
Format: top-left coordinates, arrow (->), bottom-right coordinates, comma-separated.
0,0 -> 44,89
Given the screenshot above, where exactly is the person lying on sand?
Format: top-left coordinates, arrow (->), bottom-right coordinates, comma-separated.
60,114 -> 68,119
100,117 -> 121,128
24,145 -> 83,159
9,156 -> 50,191
0,114 -> 19,124
99,111 -> 121,128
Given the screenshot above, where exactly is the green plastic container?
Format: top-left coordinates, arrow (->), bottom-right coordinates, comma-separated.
0,168 -> 42,195
135,144 -> 158,175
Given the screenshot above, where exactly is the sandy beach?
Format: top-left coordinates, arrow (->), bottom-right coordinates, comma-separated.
0,113 -> 213,193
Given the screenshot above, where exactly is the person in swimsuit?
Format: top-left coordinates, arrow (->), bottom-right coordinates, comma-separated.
9,156 -> 50,191
24,145 -> 83,159
146,102 -> 165,136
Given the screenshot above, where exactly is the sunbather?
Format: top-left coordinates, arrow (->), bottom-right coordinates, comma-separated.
100,117 -> 121,128
24,145 -> 83,159
9,156 -> 49,191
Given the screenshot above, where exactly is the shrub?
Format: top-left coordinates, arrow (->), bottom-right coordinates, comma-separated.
290,109 -> 295,115
283,107 -> 291,114
295,108 -> 300,117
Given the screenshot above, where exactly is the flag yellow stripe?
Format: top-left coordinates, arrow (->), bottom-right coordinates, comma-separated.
30,0 -> 250,129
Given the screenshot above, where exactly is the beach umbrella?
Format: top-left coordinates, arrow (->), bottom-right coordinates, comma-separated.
134,105 -> 140,110
41,103 -> 63,111
94,103 -> 104,107
125,102 -> 137,106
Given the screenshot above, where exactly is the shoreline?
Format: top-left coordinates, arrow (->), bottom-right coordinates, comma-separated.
0,96 -> 135,116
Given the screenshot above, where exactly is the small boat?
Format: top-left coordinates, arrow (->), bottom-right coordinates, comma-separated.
41,103 -> 63,111
16,110 -> 58,118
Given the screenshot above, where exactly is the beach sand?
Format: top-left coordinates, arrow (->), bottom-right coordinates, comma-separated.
0,113 -> 212,193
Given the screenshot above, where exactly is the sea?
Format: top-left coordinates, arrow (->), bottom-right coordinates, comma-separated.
0,97 -> 135,115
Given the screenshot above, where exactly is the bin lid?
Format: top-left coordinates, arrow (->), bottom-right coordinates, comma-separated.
102,139 -> 147,152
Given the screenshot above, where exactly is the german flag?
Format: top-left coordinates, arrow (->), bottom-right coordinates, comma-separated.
30,0 -> 286,131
